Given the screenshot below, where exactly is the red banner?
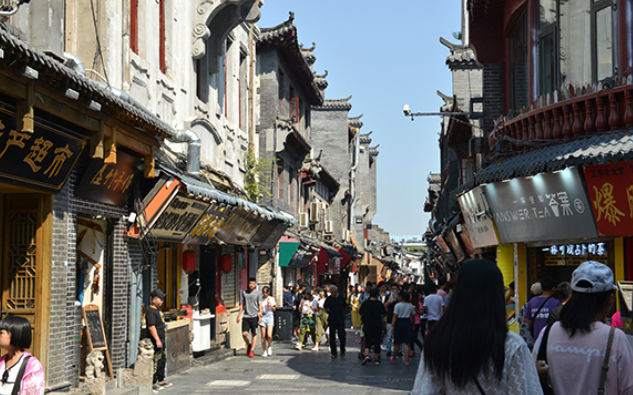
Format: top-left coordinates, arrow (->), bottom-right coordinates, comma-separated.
584,162 -> 633,236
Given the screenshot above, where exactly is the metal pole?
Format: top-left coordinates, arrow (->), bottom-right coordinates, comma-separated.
513,243 -> 520,334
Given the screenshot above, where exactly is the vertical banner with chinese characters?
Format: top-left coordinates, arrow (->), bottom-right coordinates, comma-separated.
458,186 -> 500,248
584,162 -> 633,237
75,151 -> 142,206
0,107 -> 86,191
483,167 -> 598,243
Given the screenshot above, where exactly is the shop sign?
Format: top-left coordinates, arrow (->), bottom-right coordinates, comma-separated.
458,223 -> 482,256
584,162 -> 633,237
75,151 -> 142,206
182,202 -> 233,245
151,194 -> 209,242
458,186 -> 499,248
0,107 -> 86,191
435,236 -> 452,255
483,167 -> 598,243
214,207 -> 263,245
446,229 -> 466,262
542,242 -> 608,266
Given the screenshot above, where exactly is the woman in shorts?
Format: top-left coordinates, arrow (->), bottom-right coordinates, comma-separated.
259,286 -> 276,357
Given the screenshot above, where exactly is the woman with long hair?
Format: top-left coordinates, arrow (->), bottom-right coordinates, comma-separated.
533,261 -> 633,394
412,259 -> 542,394
350,285 -> 362,338
259,286 -> 276,357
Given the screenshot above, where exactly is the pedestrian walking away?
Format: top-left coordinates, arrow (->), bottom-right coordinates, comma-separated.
524,276 -> 561,341
412,259 -> 542,394
533,261 -> 633,395
296,288 -> 317,350
422,284 -> 442,334
390,291 -> 416,366
259,286 -> 276,357
359,287 -> 387,365
146,289 -> 172,391
383,283 -> 399,355
324,285 -> 347,358
236,277 -> 263,358
315,287 -> 329,351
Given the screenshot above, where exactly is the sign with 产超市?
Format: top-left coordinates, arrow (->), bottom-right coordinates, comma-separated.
0,107 -> 86,191
483,167 -> 598,244
584,162 -> 633,237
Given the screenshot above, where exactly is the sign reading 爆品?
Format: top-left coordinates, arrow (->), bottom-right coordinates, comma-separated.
458,186 -> 500,248
584,162 -> 633,237
483,167 -> 598,244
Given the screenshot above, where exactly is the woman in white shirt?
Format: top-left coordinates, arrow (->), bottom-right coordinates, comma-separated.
412,259 -> 542,394
259,286 -> 276,357
296,289 -> 318,350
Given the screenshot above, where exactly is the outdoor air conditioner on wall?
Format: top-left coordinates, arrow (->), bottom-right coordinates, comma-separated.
325,221 -> 334,234
309,201 -> 320,222
299,212 -> 309,228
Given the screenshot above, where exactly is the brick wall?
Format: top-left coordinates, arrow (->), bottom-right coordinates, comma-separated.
50,165 -> 140,386
483,63 -> 506,137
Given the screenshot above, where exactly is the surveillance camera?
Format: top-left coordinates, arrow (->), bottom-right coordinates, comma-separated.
403,103 -> 411,115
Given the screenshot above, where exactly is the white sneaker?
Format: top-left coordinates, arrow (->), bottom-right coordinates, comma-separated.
311,345 -> 319,351
262,351 -> 268,357
295,343 -> 303,350
267,347 -> 272,355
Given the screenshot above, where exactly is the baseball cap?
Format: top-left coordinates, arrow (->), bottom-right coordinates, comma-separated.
571,261 -> 618,294
530,282 -> 543,296
150,289 -> 167,299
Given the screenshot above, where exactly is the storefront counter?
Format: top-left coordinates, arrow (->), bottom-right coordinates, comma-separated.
166,318 -> 190,375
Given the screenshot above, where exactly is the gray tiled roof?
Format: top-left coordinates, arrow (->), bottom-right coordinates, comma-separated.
459,130 -> 633,193
0,26 -> 174,139
314,97 -> 352,111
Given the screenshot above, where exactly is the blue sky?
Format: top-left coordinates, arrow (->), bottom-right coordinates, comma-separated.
258,1 -> 462,236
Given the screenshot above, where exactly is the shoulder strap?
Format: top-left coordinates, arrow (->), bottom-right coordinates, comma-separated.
537,322 -> 554,362
533,296 -> 553,322
598,327 -> 616,395
473,375 -> 486,395
11,355 -> 31,395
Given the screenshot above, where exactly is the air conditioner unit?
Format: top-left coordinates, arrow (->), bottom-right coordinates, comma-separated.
309,201 -> 320,222
299,212 -> 309,228
325,221 -> 334,234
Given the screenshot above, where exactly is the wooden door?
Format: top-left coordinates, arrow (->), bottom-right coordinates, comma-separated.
2,194 -> 43,356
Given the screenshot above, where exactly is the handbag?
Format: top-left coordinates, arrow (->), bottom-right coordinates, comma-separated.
528,296 -> 552,339
538,323 -> 616,395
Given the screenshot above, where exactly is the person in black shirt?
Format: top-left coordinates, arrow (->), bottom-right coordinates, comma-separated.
146,289 -> 172,390
324,285 -> 347,358
359,287 -> 387,365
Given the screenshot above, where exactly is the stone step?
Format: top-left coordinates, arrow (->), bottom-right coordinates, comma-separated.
190,347 -> 235,368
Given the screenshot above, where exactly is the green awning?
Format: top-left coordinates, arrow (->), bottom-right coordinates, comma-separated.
279,242 -> 300,267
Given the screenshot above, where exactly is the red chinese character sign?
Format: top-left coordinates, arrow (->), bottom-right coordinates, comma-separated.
0,106 -> 86,191
584,162 -> 633,236
75,150 -> 142,206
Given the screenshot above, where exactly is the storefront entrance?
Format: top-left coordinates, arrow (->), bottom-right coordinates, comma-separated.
0,187 -> 51,365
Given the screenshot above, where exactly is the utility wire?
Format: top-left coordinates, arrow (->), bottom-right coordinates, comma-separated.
90,0 -> 110,87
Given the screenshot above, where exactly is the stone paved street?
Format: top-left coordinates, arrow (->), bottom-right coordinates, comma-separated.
162,331 -> 417,395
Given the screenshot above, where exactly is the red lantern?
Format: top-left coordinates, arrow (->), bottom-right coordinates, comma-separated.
220,254 -> 233,273
182,251 -> 196,271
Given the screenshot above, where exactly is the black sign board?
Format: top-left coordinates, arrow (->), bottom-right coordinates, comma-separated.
151,194 -> 209,242
0,107 -> 86,191
483,167 -> 598,244
84,308 -> 106,349
75,150 -> 142,206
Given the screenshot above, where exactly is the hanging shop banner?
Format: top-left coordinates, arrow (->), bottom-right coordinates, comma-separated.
483,167 -> 598,243
458,223 -> 482,256
150,194 -> 209,242
183,202 -> 233,245
250,219 -> 281,247
0,106 -> 86,192
458,186 -> 500,248
584,162 -> 633,237
215,207 -> 264,245
435,236 -> 452,255
446,230 -> 466,262
75,150 -> 142,206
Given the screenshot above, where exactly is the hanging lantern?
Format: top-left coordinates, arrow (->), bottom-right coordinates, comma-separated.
220,254 -> 233,273
182,250 -> 197,271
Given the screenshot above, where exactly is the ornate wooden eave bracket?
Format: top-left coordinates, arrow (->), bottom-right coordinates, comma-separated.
192,0 -> 262,72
